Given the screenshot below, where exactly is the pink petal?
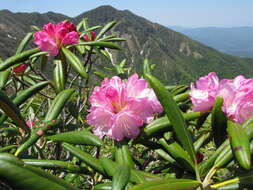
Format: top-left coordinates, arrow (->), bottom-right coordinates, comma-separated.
87,108 -> 114,139
190,89 -> 215,112
109,111 -> 143,141
127,74 -> 148,97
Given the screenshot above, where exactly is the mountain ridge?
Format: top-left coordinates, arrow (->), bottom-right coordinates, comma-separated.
170,25 -> 253,57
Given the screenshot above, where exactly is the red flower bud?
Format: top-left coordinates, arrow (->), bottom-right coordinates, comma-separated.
83,31 -> 96,41
13,64 -> 28,76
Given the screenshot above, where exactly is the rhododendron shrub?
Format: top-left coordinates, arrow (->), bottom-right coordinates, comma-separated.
0,18 -> 253,190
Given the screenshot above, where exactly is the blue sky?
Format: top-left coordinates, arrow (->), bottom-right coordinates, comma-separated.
1,0 -> 253,27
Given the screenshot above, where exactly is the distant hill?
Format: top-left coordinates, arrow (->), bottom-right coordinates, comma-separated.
1,6 -> 253,85
170,26 -> 253,57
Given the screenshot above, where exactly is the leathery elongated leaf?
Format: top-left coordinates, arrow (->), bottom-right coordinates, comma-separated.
16,32 -> 34,54
94,182 -> 113,190
128,178 -> 200,190
13,81 -> 50,106
144,112 -> 201,136
0,153 -> 78,190
77,41 -> 121,50
47,130 -> 102,146
100,158 -> 145,184
61,47 -> 87,79
44,88 -> 75,121
0,48 -> 40,71
158,138 -> 194,172
0,70 -> 10,89
0,90 -> 27,131
0,81 -> 50,125
23,159 -> 82,173
145,74 -> 196,163
211,171 -> 253,189
96,21 -> 117,39
115,143 -> 135,168
62,143 -> 105,174
15,120 -> 61,156
112,164 -> 130,190
211,97 -> 227,146
199,116 -> 253,176
0,56 -> 11,89
54,59 -> 66,93
227,120 -> 251,170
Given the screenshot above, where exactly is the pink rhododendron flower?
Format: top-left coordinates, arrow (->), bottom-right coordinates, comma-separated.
218,75 -> 253,123
87,74 -> 163,141
13,64 -> 28,76
190,72 -> 219,112
34,21 -> 79,56
83,31 -> 96,41
190,72 -> 253,124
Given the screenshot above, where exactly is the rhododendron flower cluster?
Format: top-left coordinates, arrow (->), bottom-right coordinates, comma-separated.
83,31 -> 96,41
87,74 -> 163,141
13,64 -> 28,76
190,72 -> 253,123
34,21 -> 79,56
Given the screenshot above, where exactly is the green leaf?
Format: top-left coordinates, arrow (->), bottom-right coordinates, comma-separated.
145,74 -> 196,163
0,58 -> 11,89
0,90 -> 27,131
93,71 -> 109,79
102,37 -> 126,42
115,143 -> 135,168
0,69 -> 11,89
144,112 -> 201,136
171,85 -> 188,96
211,97 -> 227,146
173,91 -> 189,103
155,149 -> 178,165
227,120 -> 251,170
15,120 -> 61,156
62,143 -> 105,174
14,81 -> 50,106
85,25 -> 102,32
61,47 -> 87,79
54,60 -> 66,93
194,133 -> 211,152
199,117 -> 253,176
128,178 -> 200,190
94,183 -> 112,190
0,48 -> 40,71
142,59 -> 151,75
77,41 -> 121,50
112,164 -> 130,190
158,138 -> 195,172
0,145 -> 18,153
211,171 -> 253,189
0,153 -> 78,190
23,159 -> 82,173
96,21 -> 117,40
100,158 -> 145,184
44,88 -> 75,121
16,32 -> 34,54
47,130 -> 102,146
